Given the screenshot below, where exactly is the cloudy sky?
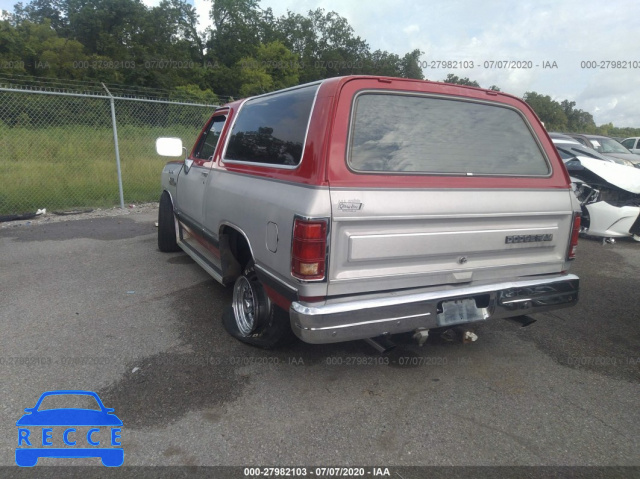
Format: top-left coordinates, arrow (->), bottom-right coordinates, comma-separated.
2,0 -> 639,126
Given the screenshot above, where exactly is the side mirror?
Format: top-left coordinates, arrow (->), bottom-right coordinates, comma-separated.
155,137 -> 184,157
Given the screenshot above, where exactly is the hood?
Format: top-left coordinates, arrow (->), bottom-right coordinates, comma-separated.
605,152 -> 640,164
568,157 -> 640,194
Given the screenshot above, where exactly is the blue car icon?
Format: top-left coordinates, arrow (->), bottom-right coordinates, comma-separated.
16,390 -> 123,467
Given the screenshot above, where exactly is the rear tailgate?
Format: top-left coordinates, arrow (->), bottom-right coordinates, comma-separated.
328,188 -> 574,295
325,77 -> 574,297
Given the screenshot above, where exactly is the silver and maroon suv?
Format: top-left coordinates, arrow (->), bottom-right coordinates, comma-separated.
156,75 -> 581,349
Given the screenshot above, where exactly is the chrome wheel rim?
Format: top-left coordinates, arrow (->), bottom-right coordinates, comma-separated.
232,276 -> 257,336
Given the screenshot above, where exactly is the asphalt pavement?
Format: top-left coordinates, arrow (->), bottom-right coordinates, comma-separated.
1,210 -> 638,471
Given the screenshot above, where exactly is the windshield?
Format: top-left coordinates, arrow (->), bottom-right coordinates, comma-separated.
593,138 -> 632,154
37,394 -> 101,411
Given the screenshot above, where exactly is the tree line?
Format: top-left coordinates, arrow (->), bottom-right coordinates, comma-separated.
0,0 -> 422,101
442,74 -> 639,137
1,0 -> 637,136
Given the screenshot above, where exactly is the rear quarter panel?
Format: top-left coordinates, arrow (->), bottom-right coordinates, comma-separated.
201,88 -> 338,299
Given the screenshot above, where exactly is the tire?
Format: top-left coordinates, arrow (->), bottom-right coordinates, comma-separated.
158,192 -> 180,252
222,262 -> 295,349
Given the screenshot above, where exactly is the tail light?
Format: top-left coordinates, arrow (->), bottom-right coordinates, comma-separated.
567,214 -> 580,260
292,218 -> 327,280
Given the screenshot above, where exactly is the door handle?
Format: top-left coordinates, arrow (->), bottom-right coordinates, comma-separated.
201,172 -> 209,177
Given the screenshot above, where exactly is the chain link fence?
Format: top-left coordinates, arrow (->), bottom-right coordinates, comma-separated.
0,85 -> 216,215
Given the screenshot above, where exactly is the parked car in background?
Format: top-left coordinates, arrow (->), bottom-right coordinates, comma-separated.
548,132 -> 576,142
565,158 -> 640,242
155,76 -> 581,350
568,134 -> 640,166
549,133 -> 635,167
550,137 -> 640,242
621,137 -> 640,154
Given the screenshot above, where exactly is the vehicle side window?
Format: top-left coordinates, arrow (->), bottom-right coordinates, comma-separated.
224,85 -> 318,167
573,137 -> 588,147
636,139 -> 640,149
621,139 -> 634,149
194,115 -> 227,159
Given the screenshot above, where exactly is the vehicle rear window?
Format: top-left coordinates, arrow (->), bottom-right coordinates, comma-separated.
348,93 -> 550,176
224,84 -> 318,167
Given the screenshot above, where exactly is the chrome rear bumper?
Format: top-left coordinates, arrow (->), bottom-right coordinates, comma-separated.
290,274 -> 579,344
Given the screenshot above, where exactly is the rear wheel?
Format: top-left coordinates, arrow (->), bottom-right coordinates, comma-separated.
158,191 -> 180,252
222,261 -> 295,349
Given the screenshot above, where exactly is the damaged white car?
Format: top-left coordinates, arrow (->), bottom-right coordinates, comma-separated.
566,157 -> 640,242
551,135 -> 640,242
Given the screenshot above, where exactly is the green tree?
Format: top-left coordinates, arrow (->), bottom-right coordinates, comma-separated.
443,73 -> 480,87
560,99 -> 596,133
364,49 -> 402,76
8,19 -> 87,79
171,84 -> 218,104
523,92 -> 568,131
62,0 -> 147,58
306,8 -> 369,74
607,126 -> 640,137
208,0 -> 263,67
594,122 -> 613,136
400,49 -> 424,79
236,40 -> 299,96
277,8 -> 369,81
12,0 -> 67,31
275,11 -> 316,60
0,18 -> 27,71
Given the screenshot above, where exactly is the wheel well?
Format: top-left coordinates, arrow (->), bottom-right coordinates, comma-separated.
161,189 -> 174,208
219,226 -> 252,284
